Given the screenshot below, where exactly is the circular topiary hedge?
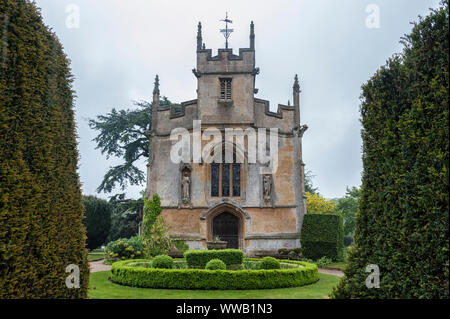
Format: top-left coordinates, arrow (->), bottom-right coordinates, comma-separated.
110,258 -> 319,290
152,255 -> 173,269
205,259 -> 226,270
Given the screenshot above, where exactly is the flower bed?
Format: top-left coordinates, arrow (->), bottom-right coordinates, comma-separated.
110,258 -> 319,290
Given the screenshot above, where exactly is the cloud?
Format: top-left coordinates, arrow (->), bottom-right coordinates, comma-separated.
35,0 -> 440,199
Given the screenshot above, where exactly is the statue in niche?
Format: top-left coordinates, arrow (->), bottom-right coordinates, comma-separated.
263,175 -> 272,202
181,170 -> 191,205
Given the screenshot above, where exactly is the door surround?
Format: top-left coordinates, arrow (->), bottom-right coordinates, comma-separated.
203,203 -> 247,249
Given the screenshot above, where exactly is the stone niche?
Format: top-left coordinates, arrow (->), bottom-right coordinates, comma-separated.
180,163 -> 192,208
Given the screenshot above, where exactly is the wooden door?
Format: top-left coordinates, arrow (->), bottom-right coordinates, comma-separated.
212,212 -> 239,249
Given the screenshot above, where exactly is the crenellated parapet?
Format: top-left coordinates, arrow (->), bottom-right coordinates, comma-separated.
195,48 -> 256,76
155,100 -> 198,136
254,98 -> 296,133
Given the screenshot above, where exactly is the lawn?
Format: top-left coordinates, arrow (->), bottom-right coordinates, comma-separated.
88,271 -> 340,299
88,251 -> 107,262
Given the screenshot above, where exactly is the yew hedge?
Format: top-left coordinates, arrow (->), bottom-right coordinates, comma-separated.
331,1 -> 449,299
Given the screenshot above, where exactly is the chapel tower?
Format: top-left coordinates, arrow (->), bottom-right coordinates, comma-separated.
146,18 -> 308,257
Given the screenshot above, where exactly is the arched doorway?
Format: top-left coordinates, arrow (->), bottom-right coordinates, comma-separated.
212,212 -> 239,249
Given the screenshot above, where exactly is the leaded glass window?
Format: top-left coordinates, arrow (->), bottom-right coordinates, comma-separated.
210,146 -> 241,198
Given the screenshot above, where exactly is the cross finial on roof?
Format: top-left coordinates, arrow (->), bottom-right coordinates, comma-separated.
220,12 -> 234,49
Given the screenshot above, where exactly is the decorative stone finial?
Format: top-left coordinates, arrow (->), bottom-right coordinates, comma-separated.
293,74 -> 300,93
250,21 -> 255,50
197,22 -> 202,51
153,75 -> 160,96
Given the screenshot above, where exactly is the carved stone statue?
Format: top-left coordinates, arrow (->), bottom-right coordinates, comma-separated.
182,173 -> 190,204
263,175 -> 272,202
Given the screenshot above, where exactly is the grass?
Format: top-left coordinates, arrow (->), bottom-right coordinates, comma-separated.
88,271 -> 340,299
88,252 -> 107,262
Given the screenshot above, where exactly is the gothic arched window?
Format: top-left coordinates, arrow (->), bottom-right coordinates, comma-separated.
210,146 -> 241,198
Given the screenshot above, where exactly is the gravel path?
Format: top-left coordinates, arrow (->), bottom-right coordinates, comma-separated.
90,260 -> 111,273
318,268 -> 344,277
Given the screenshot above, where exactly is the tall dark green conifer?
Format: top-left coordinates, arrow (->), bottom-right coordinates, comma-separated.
332,1 -> 449,298
0,0 -> 89,298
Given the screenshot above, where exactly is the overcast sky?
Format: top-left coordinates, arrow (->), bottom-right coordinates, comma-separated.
35,0 -> 440,200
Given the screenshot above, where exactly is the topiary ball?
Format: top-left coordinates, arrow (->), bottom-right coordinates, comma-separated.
259,257 -> 281,269
152,255 -> 174,269
205,259 -> 226,270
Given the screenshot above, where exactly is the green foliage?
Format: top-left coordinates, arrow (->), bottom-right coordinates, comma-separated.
304,256 -> 334,268
145,216 -> 172,257
88,97 -> 173,194
105,236 -> 144,260
151,255 -> 174,269
184,249 -> 244,268
300,214 -> 344,261
142,194 -> 162,238
82,195 -> 112,250
111,259 -> 319,290
107,194 -> 144,242
305,170 -> 319,194
173,240 -> 190,255
108,208 -> 140,242
336,187 -> 361,236
205,259 -> 227,270
332,2 -> 449,299
259,257 -> 281,269
142,194 -> 172,257
306,192 -> 338,215
0,0 -> 89,298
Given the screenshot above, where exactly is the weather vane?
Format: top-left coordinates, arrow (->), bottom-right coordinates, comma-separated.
220,12 -> 234,49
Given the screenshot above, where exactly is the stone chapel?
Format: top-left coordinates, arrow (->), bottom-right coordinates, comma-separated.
146,20 -> 308,257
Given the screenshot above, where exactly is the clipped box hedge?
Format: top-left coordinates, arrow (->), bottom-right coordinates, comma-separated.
300,214 -> 344,261
184,249 -> 243,268
110,259 -> 319,290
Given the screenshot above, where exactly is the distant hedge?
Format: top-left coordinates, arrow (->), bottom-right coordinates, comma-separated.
300,214 -> 344,261
111,259 -> 319,290
332,2 -> 449,299
184,249 -> 244,268
83,196 -> 112,250
0,0 -> 89,298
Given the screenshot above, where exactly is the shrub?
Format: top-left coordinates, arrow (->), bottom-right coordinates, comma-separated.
111,259 -> 319,290
174,240 -> 190,255
304,256 -> 334,268
300,213 -> 344,261
82,195 -> 112,250
205,259 -> 226,270
332,2 -> 449,299
306,192 -> 338,214
142,194 -> 172,257
184,249 -> 244,268
152,255 -> 174,269
0,0 -> 89,298
259,257 -> 280,269
105,236 -> 144,260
